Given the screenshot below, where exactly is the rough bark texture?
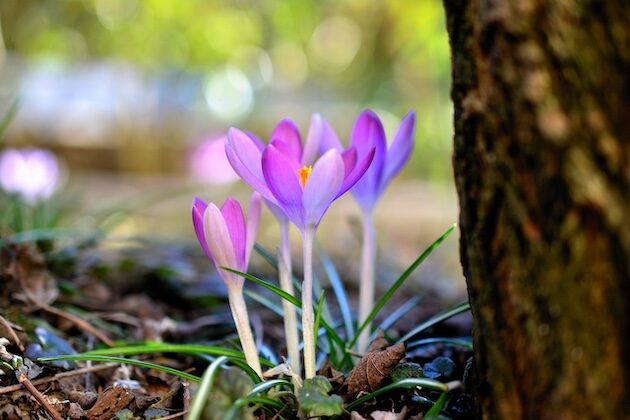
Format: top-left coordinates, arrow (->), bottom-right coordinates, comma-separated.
442,0 -> 630,418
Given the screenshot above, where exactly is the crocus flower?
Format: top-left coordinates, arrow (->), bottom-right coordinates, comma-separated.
321,110 -> 416,213
0,148 -> 60,203
192,193 -> 263,376
226,117 -> 375,379
226,117 -> 375,232
189,135 -> 240,185
336,110 -> 416,353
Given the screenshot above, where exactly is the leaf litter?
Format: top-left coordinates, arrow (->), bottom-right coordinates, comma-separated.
0,240 -> 474,419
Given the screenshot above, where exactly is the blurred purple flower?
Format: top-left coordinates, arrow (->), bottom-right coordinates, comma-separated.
321,110 -> 416,213
189,135 -> 240,185
0,148 -> 60,203
225,117 -> 375,231
192,192 -> 261,286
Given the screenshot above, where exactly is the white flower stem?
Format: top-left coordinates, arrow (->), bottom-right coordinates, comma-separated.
301,227 -> 316,379
226,282 -> 263,378
278,221 -> 301,384
357,211 -> 376,353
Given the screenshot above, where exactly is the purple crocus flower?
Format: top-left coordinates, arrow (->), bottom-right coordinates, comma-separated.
191,192 -> 263,376
320,110 -> 416,213
189,135 -> 240,185
225,116 -> 375,231
326,109 -> 415,353
0,148 -> 61,203
192,193 -> 261,285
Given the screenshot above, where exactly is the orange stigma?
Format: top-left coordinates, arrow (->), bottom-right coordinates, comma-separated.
298,165 -> 312,189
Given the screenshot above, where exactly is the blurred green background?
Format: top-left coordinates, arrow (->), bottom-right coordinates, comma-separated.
0,0 -> 452,179
0,0 -> 463,301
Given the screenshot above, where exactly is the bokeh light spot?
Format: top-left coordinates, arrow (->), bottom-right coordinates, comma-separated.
204,66 -> 254,122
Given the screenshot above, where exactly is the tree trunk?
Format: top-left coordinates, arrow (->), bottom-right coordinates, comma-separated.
442,1 -> 630,418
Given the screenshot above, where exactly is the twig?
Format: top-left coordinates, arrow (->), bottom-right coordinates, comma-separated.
0,314 -> 24,352
38,304 -> 114,347
17,372 -> 63,420
0,363 -> 118,395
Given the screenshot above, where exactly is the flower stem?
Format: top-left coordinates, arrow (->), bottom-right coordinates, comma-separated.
357,211 -> 376,353
301,227 -> 316,379
278,221 -> 301,383
226,282 -> 263,377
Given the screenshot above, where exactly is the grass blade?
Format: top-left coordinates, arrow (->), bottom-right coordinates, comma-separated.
254,243 -> 301,292
313,291 -> 326,345
222,267 -> 347,353
425,392 -> 448,416
244,290 -> 287,321
317,243 -> 354,339
372,295 -> 422,340
397,301 -> 471,344
248,379 -> 292,397
38,354 -> 201,383
188,356 -> 228,420
344,378 -> 451,411
407,337 -> 473,351
349,224 -> 456,348
82,343 -> 275,368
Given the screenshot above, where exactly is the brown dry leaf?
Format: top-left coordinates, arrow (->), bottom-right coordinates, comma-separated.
347,343 -> 406,397
86,386 -> 135,420
4,245 -> 58,306
367,330 -> 389,352
319,359 -> 345,388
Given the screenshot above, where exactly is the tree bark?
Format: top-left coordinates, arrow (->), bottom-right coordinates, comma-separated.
442,0 -> 630,418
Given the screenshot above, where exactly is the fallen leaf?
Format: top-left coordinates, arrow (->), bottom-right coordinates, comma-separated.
347,343 -> 406,397
367,330 -> 389,352
86,386 -> 135,420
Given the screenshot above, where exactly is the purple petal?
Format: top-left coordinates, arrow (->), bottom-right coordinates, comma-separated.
225,128 -> 276,203
245,131 -> 266,151
220,198 -> 247,270
262,145 -> 305,230
264,198 -> 288,223
337,147 -> 375,198
341,148 -> 357,179
350,110 -> 386,210
203,203 -> 239,282
302,114 -> 322,166
192,197 -> 211,259
317,114 -> 344,155
271,119 -> 302,163
302,149 -> 344,227
270,138 -> 302,173
381,111 -> 415,193
245,192 -> 262,268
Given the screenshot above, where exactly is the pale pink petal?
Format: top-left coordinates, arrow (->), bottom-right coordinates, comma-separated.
225,128 -> 276,203
302,149 -> 344,227
203,203 -> 239,283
